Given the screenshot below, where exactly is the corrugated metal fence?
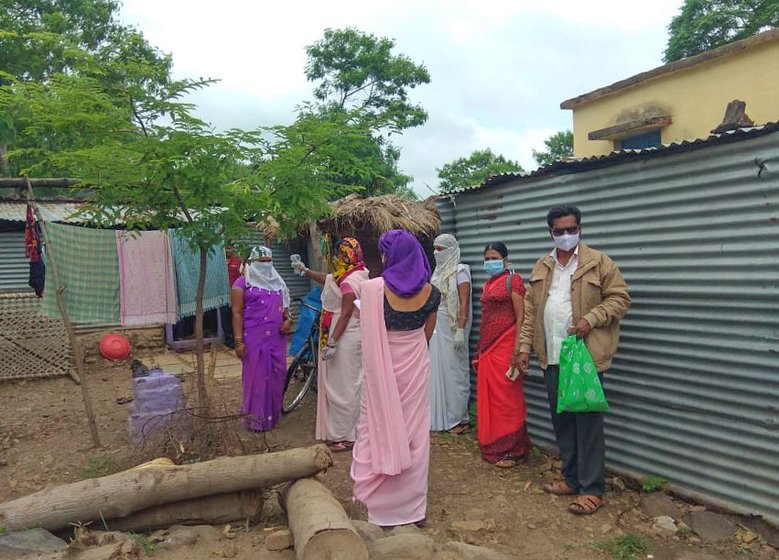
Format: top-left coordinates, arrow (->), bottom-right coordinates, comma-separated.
0,232 -> 31,292
442,130 -> 779,524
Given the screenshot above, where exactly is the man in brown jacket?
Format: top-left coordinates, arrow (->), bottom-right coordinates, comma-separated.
518,205 -> 630,515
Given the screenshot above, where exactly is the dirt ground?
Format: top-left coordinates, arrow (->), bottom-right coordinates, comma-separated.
0,349 -> 776,560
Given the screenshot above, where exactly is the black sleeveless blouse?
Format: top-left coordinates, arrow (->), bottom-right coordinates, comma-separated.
383,285 -> 441,331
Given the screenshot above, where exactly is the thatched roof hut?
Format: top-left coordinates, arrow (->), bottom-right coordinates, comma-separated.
316,194 -> 442,277
317,194 -> 440,238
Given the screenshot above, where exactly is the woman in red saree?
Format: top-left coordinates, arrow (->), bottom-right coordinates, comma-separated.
474,241 -> 532,468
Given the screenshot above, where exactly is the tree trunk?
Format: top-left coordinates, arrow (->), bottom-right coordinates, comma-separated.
0,144 -> 10,177
0,445 -> 332,532
194,244 -> 208,412
281,478 -> 368,560
307,221 -> 324,270
105,490 -> 264,532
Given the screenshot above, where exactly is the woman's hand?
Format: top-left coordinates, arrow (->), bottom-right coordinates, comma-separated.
235,342 -> 246,359
280,318 -> 293,334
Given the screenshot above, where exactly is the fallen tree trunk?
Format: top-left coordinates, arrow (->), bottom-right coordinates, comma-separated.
282,477 -> 368,560
105,490 -> 264,531
0,445 -> 331,532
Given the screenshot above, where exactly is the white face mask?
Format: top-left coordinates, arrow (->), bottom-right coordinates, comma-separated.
251,260 -> 273,273
553,233 -> 580,252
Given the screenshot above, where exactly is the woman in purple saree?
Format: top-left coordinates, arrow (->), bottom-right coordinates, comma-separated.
232,246 -> 292,431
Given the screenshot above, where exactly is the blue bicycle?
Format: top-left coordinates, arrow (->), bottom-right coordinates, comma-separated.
282,299 -> 320,414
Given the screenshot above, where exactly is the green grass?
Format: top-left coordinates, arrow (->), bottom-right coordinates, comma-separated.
531,446 -> 546,460
129,533 -> 157,555
594,534 -> 649,560
80,454 -> 116,479
0,523 -> 5,534
641,474 -> 668,493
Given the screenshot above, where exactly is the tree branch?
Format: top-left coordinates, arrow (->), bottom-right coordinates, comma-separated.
129,96 -> 149,137
172,183 -> 194,223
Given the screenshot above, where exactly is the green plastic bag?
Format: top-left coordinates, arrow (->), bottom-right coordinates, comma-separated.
556,335 -> 609,413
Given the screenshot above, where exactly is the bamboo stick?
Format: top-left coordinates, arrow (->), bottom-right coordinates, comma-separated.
25,177 -> 101,448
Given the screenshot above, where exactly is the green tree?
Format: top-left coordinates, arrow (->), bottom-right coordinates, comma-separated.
436,149 -> 523,193
663,0 -> 779,62
305,27 -> 430,132
532,130 -> 573,167
0,0 -> 171,177
303,28 -> 429,197
0,0 -> 120,82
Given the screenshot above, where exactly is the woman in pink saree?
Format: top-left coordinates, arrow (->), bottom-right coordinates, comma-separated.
350,229 -> 439,527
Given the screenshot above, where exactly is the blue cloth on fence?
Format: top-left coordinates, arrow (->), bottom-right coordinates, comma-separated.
169,230 -> 230,318
288,286 -> 322,356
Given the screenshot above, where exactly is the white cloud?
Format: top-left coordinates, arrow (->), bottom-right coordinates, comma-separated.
119,0 -> 685,195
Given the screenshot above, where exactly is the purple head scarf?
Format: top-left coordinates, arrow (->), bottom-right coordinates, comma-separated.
379,229 -> 431,297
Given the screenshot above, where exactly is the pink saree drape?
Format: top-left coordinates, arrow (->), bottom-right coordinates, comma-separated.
350,278 -> 431,526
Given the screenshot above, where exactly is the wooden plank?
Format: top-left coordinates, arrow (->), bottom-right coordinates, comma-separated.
588,115 -> 671,141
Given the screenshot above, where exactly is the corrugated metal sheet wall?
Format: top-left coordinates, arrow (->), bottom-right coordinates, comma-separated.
0,232 -> 31,292
271,239 -> 313,317
448,131 -> 779,524
438,196 -> 457,235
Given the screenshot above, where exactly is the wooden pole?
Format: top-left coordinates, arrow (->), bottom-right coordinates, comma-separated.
307,221 -> 324,270
25,177 -> 101,448
0,177 -> 81,188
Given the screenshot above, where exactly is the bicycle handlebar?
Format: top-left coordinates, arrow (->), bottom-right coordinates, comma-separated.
299,300 -> 322,314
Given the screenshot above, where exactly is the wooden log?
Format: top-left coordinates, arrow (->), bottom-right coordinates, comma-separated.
282,478 -> 368,560
0,177 -> 81,188
105,490 -> 264,531
0,445 -> 332,532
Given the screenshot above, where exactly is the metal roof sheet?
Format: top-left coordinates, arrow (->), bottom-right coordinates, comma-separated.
0,201 -> 86,223
452,122 -> 779,194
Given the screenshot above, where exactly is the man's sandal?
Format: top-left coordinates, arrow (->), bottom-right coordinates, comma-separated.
569,495 -> 603,515
543,481 -> 577,495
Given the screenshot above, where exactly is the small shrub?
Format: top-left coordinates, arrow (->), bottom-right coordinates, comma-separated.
0,523 -> 5,534
129,533 -> 156,555
468,403 -> 477,430
81,454 -> 115,479
594,534 -> 649,560
641,474 -> 668,493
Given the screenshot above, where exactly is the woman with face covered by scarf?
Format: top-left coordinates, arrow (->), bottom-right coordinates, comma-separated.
350,229 -> 440,527
232,246 -> 292,432
291,237 -> 370,452
429,234 -> 472,433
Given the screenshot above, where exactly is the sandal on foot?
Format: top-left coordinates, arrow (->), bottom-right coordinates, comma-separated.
543,481 -> 577,495
495,455 -> 523,468
329,441 -> 354,453
447,422 -> 471,435
569,495 -> 603,515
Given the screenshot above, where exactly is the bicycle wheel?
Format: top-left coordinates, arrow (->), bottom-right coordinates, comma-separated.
282,342 -> 317,414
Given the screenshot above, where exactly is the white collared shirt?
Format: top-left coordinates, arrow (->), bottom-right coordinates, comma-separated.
544,246 -> 579,365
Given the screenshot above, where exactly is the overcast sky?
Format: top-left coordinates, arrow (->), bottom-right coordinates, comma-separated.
119,0 -> 684,196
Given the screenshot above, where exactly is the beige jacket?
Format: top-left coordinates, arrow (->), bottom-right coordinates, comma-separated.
519,243 -> 631,372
